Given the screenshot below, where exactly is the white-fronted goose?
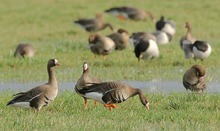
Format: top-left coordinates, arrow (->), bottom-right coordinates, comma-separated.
180,22 -> 197,49
156,16 -> 176,36
6,59 -> 61,112
107,28 -> 130,50
134,36 -> 159,61
74,14 -> 114,32
14,43 -> 35,58
151,30 -> 172,45
75,81 -> 149,111
105,6 -> 155,21
75,62 -> 102,109
88,33 -> 115,59
192,40 -> 212,61
183,65 -> 206,92
130,32 -> 157,46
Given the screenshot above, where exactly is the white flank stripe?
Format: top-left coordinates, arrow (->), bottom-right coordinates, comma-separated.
11,102 -> 31,108
85,92 -> 104,104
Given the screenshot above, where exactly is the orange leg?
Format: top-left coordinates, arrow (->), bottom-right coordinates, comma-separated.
84,98 -> 88,109
104,104 -> 118,111
118,15 -> 126,21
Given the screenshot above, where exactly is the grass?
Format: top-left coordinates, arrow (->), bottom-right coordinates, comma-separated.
1,0 -> 220,130
1,91 -> 220,130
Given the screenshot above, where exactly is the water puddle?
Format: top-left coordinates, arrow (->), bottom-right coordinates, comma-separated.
0,80 -> 219,93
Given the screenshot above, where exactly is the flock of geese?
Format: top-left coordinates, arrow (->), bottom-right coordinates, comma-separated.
7,6 -> 210,112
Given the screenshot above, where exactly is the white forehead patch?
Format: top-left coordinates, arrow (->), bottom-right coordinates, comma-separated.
54,59 -> 58,64
83,63 -> 88,70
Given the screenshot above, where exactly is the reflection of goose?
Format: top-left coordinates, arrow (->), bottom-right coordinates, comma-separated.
14,43 -> 35,58
156,16 -> 176,36
75,62 -> 102,109
74,14 -> 114,32
76,81 -> 150,111
7,59 -> 61,112
183,65 -> 206,92
105,6 -> 155,21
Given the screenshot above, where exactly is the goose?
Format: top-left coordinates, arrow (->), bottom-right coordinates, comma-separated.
105,6 -> 155,21
107,28 -> 130,50
151,30 -> 172,45
88,33 -> 115,59
6,59 -> 61,112
130,32 -> 156,46
180,22 -> 197,49
192,40 -> 212,61
75,62 -> 102,109
183,65 -> 206,92
155,16 -> 176,36
74,14 -> 114,32
75,81 -> 149,111
134,36 -> 159,61
14,43 -> 35,58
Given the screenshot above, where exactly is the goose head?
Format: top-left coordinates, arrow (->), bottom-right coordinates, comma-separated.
48,59 -> 61,68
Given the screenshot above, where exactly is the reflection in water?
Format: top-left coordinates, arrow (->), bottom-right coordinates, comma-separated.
0,80 -> 219,93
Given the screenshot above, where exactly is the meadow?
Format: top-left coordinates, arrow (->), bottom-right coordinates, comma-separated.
0,0 -> 220,130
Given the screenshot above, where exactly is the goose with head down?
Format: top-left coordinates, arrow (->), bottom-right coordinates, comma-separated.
14,43 -> 35,58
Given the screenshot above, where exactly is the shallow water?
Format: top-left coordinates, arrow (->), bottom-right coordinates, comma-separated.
0,80 -> 219,93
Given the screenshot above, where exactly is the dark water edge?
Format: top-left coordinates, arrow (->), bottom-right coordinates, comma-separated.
0,80 -> 219,94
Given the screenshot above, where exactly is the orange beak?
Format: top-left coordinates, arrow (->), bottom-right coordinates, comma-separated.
56,63 -> 61,66
146,103 -> 150,110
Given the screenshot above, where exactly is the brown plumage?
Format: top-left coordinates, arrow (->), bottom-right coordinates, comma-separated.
74,14 -> 114,32
75,62 -> 102,109
183,65 -> 206,92
14,43 -> 35,58
88,33 -> 115,59
76,81 -> 150,111
107,28 -> 130,50
6,59 -> 61,112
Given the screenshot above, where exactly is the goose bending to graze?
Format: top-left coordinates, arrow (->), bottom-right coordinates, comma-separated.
156,16 -> 176,36
107,28 -> 130,50
192,40 -> 212,61
105,6 -> 155,21
88,33 -> 115,59
6,59 -> 61,112
14,43 -> 35,58
183,65 -> 206,92
74,14 -> 114,32
76,81 -> 149,111
130,32 -> 156,46
134,37 -> 159,61
75,62 -> 102,109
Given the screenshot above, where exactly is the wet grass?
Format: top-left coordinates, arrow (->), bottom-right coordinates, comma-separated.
1,91 -> 220,130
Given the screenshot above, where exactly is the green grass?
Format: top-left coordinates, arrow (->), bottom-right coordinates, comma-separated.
1,91 -> 220,130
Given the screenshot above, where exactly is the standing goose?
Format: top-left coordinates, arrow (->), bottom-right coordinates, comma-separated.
75,62 -> 102,109
6,59 -> 61,112
130,32 -> 157,46
151,30 -> 172,45
74,14 -> 114,32
183,65 -> 206,92
107,28 -> 130,50
14,43 -> 35,58
134,36 -> 159,61
76,81 -> 149,111
88,33 -> 115,59
156,16 -> 176,36
105,6 -> 155,21
192,40 -> 212,61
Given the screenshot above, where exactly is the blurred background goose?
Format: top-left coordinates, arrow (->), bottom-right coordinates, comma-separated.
151,30 -> 172,45
74,14 -> 114,32
88,33 -> 115,59
14,43 -> 35,58
107,28 -> 130,50
6,59 -> 61,112
155,16 -> 176,36
192,40 -> 212,61
130,32 -> 156,46
75,81 -> 149,111
183,65 -> 206,92
105,6 -> 155,21
75,62 -> 102,109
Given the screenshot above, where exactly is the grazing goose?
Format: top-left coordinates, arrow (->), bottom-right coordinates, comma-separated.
192,40 -> 212,61
183,65 -> 206,92
156,16 -> 176,36
134,36 -> 159,61
107,28 -> 130,50
130,32 -> 156,46
6,59 -> 61,112
88,33 -> 115,59
75,81 -> 149,111
151,30 -> 172,45
14,43 -> 35,58
75,62 -> 102,109
105,6 -> 155,21
74,14 -> 114,32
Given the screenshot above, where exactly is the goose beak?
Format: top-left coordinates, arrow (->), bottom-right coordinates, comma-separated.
145,103 -> 150,110
56,63 -> 61,66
